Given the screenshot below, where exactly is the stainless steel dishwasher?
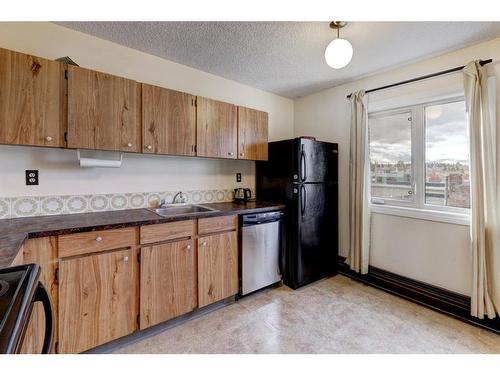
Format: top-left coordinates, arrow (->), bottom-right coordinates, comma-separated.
240,210 -> 283,296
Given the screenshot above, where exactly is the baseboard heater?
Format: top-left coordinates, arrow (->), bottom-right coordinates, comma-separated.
337,256 -> 500,335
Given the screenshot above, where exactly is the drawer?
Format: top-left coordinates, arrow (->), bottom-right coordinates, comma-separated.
198,215 -> 237,235
58,227 -> 137,258
140,220 -> 195,244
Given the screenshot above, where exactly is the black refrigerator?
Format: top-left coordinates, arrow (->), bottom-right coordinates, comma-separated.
256,138 -> 338,289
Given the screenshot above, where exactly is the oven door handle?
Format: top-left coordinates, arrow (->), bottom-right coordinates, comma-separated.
33,282 -> 54,354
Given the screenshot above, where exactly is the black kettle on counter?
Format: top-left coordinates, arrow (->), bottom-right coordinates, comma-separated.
234,188 -> 252,202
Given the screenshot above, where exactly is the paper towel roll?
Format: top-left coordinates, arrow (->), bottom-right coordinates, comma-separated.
77,150 -> 123,168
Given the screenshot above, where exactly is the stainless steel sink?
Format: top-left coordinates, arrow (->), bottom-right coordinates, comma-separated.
150,204 -> 218,217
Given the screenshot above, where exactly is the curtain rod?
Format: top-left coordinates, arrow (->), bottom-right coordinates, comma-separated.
346,59 -> 493,99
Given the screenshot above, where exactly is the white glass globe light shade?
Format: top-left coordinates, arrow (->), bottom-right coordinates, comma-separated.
324,38 -> 353,69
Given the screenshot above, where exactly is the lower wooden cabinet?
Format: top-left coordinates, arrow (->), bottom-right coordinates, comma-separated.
197,231 -> 238,308
140,239 -> 197,329
58,248 -> 138,353
15,216 -> 240,353
19,237 -> 58,354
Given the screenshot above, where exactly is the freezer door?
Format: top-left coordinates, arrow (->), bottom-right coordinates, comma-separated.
291,182 -> 338,288
256,139 -> 296,203
297,138 -> 338,183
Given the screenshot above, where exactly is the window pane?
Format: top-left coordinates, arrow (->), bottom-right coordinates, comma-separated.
369,112 -> 413,202
425,101 -> 470,208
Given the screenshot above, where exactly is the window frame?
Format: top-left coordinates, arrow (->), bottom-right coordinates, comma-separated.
368,108 -> 416,207
368,96 -> 470,225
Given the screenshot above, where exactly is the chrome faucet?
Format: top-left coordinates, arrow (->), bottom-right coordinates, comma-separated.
172,191 -> 188,204
159,191 -> 188,208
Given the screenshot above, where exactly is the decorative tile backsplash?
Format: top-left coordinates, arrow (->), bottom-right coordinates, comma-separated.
0,189 -> 255,219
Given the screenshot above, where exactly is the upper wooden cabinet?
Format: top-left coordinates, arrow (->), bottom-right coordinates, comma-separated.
196,97 -> 237,159
142,84 -> 196,156
0,47 -> 269,161
67,65 -> 141,152
237,106 -> 268,161
0,48 -> 66,148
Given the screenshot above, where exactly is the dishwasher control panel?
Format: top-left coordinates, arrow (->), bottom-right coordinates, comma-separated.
241,211 -> 283,226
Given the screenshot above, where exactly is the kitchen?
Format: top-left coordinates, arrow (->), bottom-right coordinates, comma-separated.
2,3 -> 500,373
0,22 -> 339,354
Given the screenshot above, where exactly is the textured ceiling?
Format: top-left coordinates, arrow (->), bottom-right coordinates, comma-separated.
56,22 -> 500,98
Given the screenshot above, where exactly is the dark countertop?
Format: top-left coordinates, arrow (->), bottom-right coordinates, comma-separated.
0,201 -> 284,269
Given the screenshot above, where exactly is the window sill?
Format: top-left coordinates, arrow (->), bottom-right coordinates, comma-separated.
369,204 -> 470,226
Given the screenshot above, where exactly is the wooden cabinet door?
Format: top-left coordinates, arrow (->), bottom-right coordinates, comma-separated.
58,248 -> 138,353
67,65 -> 140,152
198,231 -> 238,308
140,239 -> 196,329
19,237 -> 58,354
142,84 -> 196,156
0,48 -> 66,147
237,106 -> 268,161
196,97 -> 237,159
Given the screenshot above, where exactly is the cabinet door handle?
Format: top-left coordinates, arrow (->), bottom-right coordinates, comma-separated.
186,244 -> 191,250
228,152 -> 234,156
45,136 -> 53,142
95,236 -> 103,242
146,145 -> 152,150
201,241 -> 207,247
123,256 -> 129,262
127,143 -> 133,148
240,152 -> 245,157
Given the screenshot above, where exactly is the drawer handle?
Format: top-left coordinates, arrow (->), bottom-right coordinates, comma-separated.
45,136 -> 53,142
186,245 -> 191,250
95,236 -> 103,242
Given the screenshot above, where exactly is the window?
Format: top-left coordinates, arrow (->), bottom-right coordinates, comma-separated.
369,97 -> 470,215
424,101 -> 470,209
369,111 -> 413,203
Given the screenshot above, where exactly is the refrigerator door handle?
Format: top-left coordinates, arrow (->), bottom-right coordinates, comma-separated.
300,185 -> 306,219
300,145 -> 307,182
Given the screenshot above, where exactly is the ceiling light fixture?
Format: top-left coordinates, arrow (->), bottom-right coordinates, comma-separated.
325,21 -> 353,69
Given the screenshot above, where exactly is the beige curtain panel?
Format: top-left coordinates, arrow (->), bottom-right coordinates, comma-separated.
463,61 -> 500,319
347,90 -> 370,274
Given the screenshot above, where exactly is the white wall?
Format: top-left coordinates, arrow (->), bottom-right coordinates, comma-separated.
0,22 -> 294,198
294,37 -> 500,296
370,214 -> 471,294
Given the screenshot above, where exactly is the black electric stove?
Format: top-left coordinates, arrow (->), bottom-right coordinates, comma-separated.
0,264 -> 54,354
